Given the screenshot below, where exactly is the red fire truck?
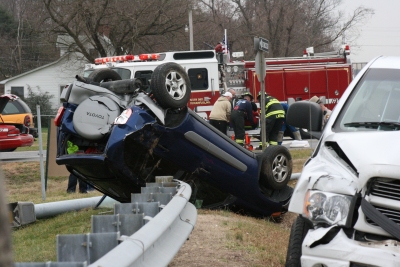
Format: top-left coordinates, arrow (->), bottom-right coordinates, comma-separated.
84,45 -> 352,120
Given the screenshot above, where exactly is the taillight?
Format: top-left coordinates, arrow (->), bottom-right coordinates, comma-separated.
114,109 -> 132,125
8,127 -> 20,136
54,107 -> 65,127
24,115 -> 31,127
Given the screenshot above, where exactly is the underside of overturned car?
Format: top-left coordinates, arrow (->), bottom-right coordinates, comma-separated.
56,63 -> 293,217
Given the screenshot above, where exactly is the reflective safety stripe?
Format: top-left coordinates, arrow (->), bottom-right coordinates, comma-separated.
236,139 -> 244,144
266,110 -> 285,118
265,98 -> 281,108
269,141 -> 278,145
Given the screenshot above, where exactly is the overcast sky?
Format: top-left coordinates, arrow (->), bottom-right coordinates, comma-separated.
339,0 -> 400,63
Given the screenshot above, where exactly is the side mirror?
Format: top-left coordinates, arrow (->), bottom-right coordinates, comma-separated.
287,101 -> 323,139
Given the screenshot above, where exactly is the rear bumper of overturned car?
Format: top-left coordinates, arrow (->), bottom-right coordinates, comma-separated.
301,228 -> 400,267
57,153 -> 143,202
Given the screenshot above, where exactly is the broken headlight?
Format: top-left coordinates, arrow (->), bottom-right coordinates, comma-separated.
304,190 -> 353,226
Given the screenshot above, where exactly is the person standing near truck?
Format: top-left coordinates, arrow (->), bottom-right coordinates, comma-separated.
309,95 -> 332,129
209,91 -> 232,135
278,102 -> 301,145
257,92 -> 285,148
231,93 -> 255,146
228,88 -> 238,108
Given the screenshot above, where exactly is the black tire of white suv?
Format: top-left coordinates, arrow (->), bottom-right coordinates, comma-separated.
88,69 -> 122,83
260,145 -> 292,190
285,216 -> 313,267
150,62 -> 191,109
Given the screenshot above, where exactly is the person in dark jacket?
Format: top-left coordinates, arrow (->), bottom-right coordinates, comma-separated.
231,93 -> 255,146
257,92 -> 285,148
278,102 -> 301,145
67,173 -> 88,193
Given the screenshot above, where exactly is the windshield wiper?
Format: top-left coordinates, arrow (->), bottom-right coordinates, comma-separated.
344,121 -> 400,130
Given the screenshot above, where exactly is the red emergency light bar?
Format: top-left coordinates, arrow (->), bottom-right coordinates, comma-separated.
94,55 -> 135,64
139,53 -> 160,61
94,53 -> 160,64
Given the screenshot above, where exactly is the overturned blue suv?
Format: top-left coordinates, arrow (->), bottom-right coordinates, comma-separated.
55,62 -> 293,216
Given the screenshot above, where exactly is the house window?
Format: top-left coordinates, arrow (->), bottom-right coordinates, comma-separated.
11,87 -> 24,98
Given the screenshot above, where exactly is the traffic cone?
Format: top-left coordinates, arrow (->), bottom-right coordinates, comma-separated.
231,134 -> 235,140
245,133 -> 250,146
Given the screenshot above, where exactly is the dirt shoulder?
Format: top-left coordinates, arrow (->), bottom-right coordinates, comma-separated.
169,210 -> 297,267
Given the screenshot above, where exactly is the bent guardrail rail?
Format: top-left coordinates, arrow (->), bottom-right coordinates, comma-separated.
15,178 -> 197,267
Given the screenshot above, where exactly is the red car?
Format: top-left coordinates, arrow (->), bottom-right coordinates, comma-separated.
0,95 -> 34,152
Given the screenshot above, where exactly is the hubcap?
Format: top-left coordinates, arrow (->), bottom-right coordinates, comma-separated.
272,153 -> 289,183
165,71 -> 186,100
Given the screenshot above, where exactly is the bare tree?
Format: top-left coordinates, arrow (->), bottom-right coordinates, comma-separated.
197,0 -> 373,58
43,0 -> 195,62
0,0 -> 58,79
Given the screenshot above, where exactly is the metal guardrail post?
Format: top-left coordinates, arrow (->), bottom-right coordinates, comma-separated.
14,180 -> 197,267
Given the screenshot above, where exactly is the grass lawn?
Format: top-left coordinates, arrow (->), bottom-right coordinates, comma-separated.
3,148 -> 312,265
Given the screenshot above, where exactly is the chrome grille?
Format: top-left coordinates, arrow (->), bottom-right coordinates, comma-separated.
366,205 -> 400,226
370,179 -> 400,201
367,178 -> 400,226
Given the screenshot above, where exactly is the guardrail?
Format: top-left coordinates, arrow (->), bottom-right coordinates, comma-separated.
15,178 -> 197,267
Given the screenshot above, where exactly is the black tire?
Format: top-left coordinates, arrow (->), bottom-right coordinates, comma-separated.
285,216 -> 313,267
150,62 -> 191,109
260,145 -> 292,190
1,148 -> 17,152
284,128 -> 295,139
88,69 -> 122,83
299,128 -> 316,140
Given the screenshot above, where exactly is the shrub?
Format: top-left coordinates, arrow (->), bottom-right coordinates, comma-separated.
24,88 -> 57,127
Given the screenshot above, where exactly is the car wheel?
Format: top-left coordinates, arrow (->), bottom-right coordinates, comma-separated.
260,145 -> 292,190
285,216 -> 313,267
88,69 -> 122,83
150,62 -> 191,109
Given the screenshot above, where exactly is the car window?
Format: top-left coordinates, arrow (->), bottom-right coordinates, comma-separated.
84,68 -> 131,80
111,68 -> 131,79
188,68 -> 209,91
334,68 -> 400,132
134,70 -> 153,89
2,99 -> 32,115
83,70 -> 94,77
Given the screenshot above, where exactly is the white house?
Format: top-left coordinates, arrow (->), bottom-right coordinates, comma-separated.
0,54 -> 87,111
0,34 -> 115,112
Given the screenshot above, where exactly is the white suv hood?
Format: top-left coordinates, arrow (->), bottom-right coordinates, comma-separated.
324,130 -> 400,171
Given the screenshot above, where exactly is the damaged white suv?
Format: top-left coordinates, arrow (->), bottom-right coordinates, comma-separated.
285,56 -> 400,267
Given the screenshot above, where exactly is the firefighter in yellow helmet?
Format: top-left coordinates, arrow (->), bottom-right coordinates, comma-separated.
257,92 -> 285,148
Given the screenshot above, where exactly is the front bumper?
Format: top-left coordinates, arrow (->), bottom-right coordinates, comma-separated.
302,228 -> 400,267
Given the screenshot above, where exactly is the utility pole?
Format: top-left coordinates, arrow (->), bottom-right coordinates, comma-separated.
189,9 -> 193,51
